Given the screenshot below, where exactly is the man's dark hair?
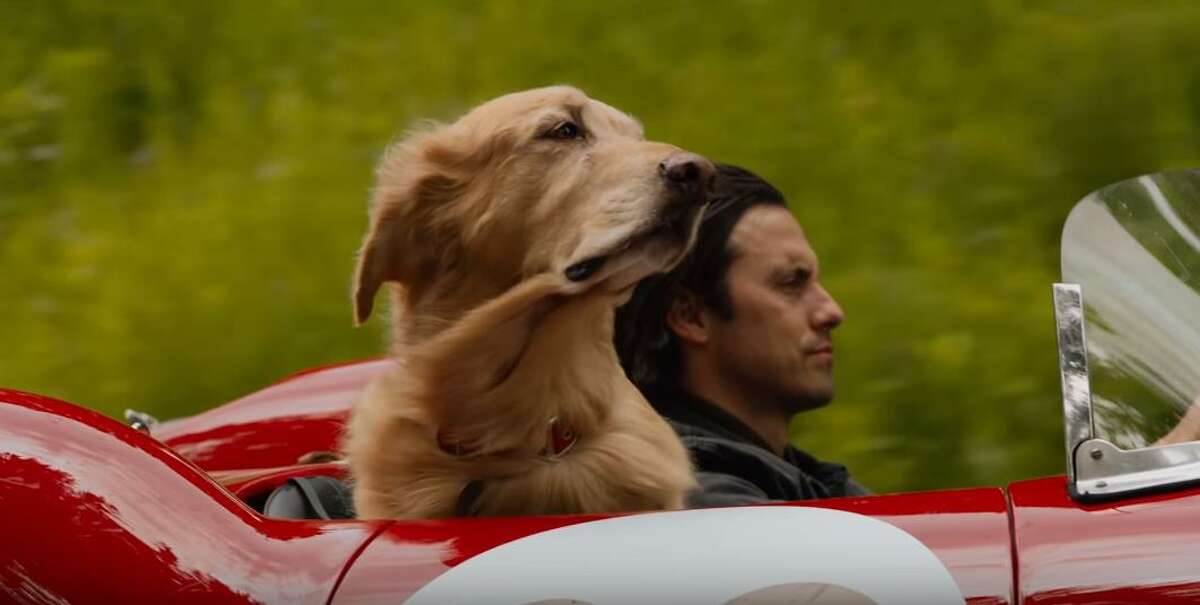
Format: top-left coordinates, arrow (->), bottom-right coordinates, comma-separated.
615,163 -> 787,388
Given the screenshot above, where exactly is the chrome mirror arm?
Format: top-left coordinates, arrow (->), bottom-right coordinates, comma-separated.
1053,283 -> 1094,487
1054,282 -> 1200,501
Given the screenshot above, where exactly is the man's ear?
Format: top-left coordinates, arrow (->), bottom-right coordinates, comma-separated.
665,291 -> 709,346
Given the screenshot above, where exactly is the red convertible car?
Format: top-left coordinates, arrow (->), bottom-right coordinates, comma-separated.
5,170 -> 1200,604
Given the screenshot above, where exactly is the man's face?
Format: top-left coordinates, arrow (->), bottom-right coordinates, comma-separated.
706,205 -> 845,414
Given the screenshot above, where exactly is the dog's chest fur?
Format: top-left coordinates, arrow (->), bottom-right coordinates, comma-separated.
346,284 -> 695,519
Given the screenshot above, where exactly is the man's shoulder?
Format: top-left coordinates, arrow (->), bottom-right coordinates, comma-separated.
664,419 -> 799,481
666,419 -> 775,458
662,417 -> 869,500
646,385 -> 868,499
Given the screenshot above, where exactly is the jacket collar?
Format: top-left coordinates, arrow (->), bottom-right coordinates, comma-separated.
646,383 -> 853,493
645,384 -> 781,454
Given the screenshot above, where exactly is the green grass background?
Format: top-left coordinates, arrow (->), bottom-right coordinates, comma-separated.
4,1 -> 1200,493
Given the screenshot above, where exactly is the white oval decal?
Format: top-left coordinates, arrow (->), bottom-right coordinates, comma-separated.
404,506 -> 965,604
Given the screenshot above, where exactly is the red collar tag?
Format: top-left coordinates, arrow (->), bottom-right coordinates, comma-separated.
545,417 -> 577,457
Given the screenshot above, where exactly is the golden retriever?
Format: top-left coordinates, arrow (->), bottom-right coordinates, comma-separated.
343,86 -> 713,519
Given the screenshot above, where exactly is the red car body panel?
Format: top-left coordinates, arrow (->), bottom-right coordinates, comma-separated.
813,489 -> 1013,605
1010,476 -> 1200,604
334,488 -> 1014,604
5,358 -> 1199,603
152,358 -> 391,471
0,389 -> 388,605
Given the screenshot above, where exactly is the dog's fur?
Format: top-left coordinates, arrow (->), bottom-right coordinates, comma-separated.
343,86 -> 712,519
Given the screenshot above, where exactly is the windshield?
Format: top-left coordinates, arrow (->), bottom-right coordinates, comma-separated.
1061,169 -> 1200,449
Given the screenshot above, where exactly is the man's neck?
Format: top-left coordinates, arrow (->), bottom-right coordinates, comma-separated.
681,365 -> 791,457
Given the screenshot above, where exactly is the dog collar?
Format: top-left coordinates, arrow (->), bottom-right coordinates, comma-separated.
437,417 -> 577,459
545,417 -> 577,457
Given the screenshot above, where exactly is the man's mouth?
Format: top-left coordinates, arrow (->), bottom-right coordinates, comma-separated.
807,341 -> 835,357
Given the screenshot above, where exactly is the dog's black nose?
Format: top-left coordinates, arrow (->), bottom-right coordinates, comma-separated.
659,153 -> 715,205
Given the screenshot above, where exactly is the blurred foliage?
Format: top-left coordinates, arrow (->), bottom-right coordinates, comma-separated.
3,0 -> 1200,494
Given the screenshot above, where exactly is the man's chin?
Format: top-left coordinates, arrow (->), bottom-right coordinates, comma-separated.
787,387 -> 835,414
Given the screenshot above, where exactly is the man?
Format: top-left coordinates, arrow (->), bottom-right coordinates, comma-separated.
616,163 -> 869,506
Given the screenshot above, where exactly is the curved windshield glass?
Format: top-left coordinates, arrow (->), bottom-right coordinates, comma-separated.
1061,169 -> 1200,449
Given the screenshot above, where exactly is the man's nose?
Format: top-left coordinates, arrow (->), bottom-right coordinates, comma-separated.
658,152 -> 716,205
813,285 -> 845,330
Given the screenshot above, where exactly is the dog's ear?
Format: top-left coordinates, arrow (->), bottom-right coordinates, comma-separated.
353,122 -> 516,324
353,139 -> 463,325
353,210 -> 402,325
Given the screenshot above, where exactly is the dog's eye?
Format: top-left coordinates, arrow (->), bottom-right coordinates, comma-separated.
546,121 -> 581,140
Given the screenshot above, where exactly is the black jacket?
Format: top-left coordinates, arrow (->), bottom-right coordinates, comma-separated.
647,386 -> 870,508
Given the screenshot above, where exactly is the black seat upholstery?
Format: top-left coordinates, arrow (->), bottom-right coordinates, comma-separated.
262,476 -> 355,520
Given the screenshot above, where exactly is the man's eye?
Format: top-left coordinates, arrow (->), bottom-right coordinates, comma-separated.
779,271 -> 810,288
547,121 -> 581,140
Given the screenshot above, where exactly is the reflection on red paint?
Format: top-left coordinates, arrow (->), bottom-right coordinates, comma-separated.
1012,476 -> 1200,604
155,359 -> 391,470
0,454 -> 257,604
0,390 -> 386,605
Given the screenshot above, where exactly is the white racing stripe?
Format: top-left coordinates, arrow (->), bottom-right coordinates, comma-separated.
404,506 -> 965,605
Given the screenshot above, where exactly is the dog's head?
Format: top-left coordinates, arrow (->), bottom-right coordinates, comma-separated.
354,86 -> 714,324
